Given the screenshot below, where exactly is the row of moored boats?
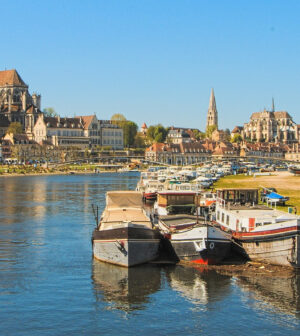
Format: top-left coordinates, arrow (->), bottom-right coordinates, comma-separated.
92,165 -> 300,268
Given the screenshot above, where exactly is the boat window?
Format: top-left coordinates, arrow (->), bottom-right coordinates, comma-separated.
217,211 -> 220,220
221,213 -> 224,223
256,222 -> 262,227
226,215 -> 229,225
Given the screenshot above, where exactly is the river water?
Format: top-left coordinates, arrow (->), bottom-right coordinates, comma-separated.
0,173 -> 299,336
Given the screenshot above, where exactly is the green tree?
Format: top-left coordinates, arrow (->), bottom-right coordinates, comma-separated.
123,121 -> 138,147
43,107 -> 58,117
154,125 -> 167,143
111,113 -> 126,127
224,128 -> 231,141
192,129 -> 205,141
147,124 -> 168,143
231,133 -> 243,143
205,125 -> 217,138
133,134 -> 146,148
146,125 -> 156,141
7,122 -> 23,135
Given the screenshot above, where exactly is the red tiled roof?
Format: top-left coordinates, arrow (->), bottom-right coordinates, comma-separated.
231,126 -> 243,133
75,115 -> 95,130
0,69 -> 27,87
146,143 -> 167,152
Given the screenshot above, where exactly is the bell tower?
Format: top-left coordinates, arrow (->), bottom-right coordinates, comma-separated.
206,88 -> 218,130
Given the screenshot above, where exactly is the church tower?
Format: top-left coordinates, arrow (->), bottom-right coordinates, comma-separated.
206,88 -> 218,130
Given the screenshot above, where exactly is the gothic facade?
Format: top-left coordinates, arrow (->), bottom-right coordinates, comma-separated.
0,69 -> 41,138
243,109 -> 298,144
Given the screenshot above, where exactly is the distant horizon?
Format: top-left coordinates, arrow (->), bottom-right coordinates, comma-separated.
1,1 -> 299,130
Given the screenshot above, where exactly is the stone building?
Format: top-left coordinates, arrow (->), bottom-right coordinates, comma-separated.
99,120 -> 124,150
243,109 -> 298,144
2,133 -> 40,161
0,69 -> 41,135
206,88 -> 218,130
76,115 -> 100,146
211,129 -> 229,142
231,126 -> 243,139
212,142 -> 239,159
33,115 -> 89,149
33,115 -> 124,150
145,142 -> 211,165
167,128 -> 192,144
240,142 -> 288,159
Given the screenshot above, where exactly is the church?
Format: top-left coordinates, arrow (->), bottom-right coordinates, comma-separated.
242,102 -> 298,144
0,69 -> 41,139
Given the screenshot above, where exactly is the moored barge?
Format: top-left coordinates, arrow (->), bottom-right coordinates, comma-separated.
215,188 -> 300,267
92,191 -> 161,267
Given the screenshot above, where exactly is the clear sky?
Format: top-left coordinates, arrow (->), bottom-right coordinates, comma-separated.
1,0 -> 299,131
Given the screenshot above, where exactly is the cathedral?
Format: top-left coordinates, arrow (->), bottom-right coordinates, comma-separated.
0,69 -> 41,138
243,103 -> 298,144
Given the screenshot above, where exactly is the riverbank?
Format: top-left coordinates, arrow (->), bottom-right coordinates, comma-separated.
0,164 -> 134,177
213,171 -> 300,212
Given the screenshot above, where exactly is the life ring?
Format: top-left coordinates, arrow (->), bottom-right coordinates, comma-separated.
209,242 -> 215,249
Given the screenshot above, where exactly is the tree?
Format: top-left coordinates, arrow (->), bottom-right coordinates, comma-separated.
205,125 -> 217,138
123,121 -> 138,147
133,134 -> 146,148
43,107 -> 58,117
223,128 -> 231,141
146,125 -> 156,141
231,133 -> 243,143
111,113 -> 126,127
154,125 -> 167,143
147,124 -> 168,143
192,129 -> 205,141
7,122 -> 23,135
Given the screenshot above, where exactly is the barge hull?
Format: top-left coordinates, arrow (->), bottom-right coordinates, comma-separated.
93,239 -> 160,267
92,227 -> 161,267
171,239 -> 231,265
237,234 -> 300,267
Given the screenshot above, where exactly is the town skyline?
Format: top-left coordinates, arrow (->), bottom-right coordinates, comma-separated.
1,1 -> 300,130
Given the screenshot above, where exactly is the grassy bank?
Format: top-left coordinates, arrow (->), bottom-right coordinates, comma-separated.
213,172 -> 300,212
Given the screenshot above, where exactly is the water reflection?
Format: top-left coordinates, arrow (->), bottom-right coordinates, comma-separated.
165,265 -> 232,307
92,260 -> 162,312
237,274 -> 300,318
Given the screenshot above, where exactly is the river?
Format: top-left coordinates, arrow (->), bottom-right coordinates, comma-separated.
0,173 -> 299,335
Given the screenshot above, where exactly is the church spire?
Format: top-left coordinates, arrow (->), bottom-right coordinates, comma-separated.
206,88 -> 218,130
271,97 -> 275,112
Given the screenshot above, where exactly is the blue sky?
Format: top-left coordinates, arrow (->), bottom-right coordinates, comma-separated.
1,0 -> 299,131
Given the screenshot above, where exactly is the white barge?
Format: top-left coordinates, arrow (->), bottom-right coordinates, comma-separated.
215,188 -> 300,267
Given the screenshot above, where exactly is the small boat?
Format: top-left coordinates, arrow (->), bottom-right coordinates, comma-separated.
92,191 -> 161,267
158,215 -> 232,265
289,166 -> 300,175
215,188 -> 300,267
